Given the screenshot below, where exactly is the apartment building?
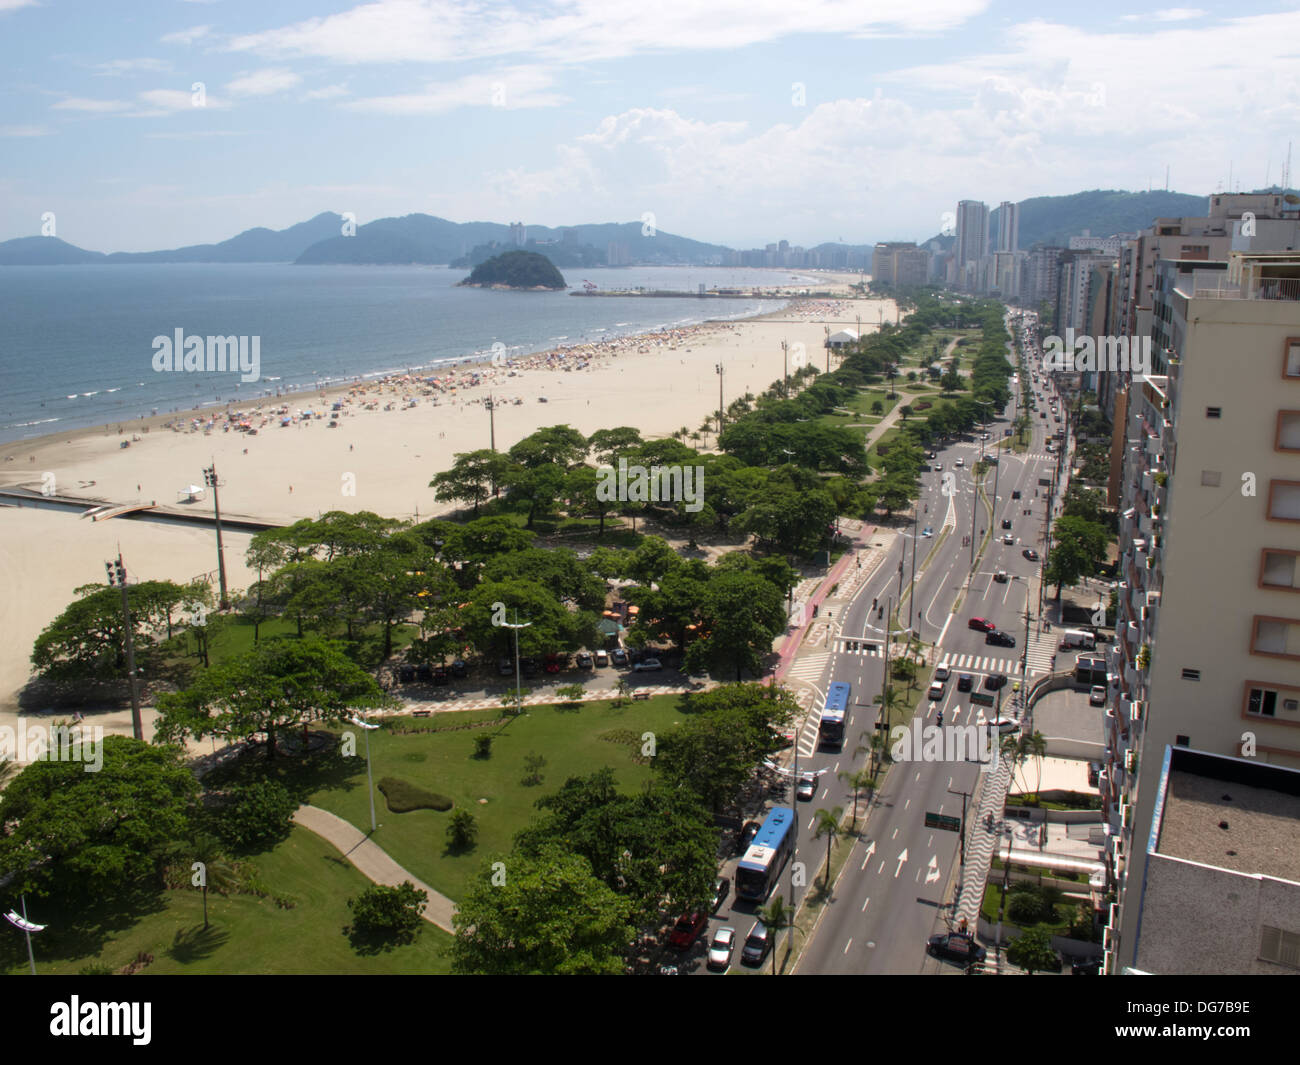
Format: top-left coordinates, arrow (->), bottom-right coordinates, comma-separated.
871,242 -> 932,288
1107,250 -> 1300,974
954,200 -> 989,284
1129,746 -> 1300,974
995,200 -> 1019,253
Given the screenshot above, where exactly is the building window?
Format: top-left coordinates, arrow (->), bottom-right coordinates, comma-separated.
1201,470 -> 1221,487
1279,412 -> 1300,452
1251,616 -> 1300,660
1260,926 -> 1300,970
1286,339 -> 1300,379
1261,550 -> 1300,590
1206,407 -> 1222,418
1268,481 -> 1300,522
1182,669 -> 1201,681
1248,688 -> 1278,717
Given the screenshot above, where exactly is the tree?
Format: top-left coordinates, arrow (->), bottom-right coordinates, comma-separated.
347,882 -> 428,944
504,462 -> 566,528
508,424 -> 589,470
565,465 -> 617,536
1045,515 -> 1108,598
0,736 -> 199,900
447,810 -> 478,852
451,846 -> 635,974
208,778 -> 298,851
473,734 -> 493,759
185,831 -> 240,932
813,806 -> 843,888
756,895 -> 795,976
838,768 -> 877,831
683,570 -> 786,680
1006,927 -> 1059,975
155,636 -> 393,758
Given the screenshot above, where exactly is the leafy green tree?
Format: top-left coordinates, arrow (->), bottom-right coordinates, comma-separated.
208,778 -> 298,851
564,465 -> 618,536
1045,515 -> 1108,598
451,846 -> 635,974
347,882 -> 428,943
447,810 -> 478,852
1007,927 -> 1059,975
439,516 -> 534,565
586,426 -> 644,465
186,831 -> 239,931
459,578 -> 599,660
473,733 -> 493,759
155,636 -> 393,758
504,462 -> 566,528
483,547 -> 605,611
430,449 -> 513,514
683,570 -> 786,680
508,424 -> 589,470
838,768 -> 877,831
813,806 -> 844,887
0,736 -> 198,900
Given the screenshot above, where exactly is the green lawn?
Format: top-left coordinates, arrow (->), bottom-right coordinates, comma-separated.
306,693 -> 692,902
1,827 -> 453,975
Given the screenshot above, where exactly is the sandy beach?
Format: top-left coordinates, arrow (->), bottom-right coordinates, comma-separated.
0,282 -> 897,722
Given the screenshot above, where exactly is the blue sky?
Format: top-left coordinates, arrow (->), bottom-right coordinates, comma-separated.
2,0 -> 1298,252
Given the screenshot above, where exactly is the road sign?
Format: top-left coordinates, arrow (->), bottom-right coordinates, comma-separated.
925,812 -> 962,832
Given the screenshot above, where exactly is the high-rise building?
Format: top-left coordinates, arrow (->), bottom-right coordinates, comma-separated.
996,201 -> 1019,253
872,242 -> 932,287
954,200 -> 989,285
509,221 -> 527,247
1107,250 -> 1300,974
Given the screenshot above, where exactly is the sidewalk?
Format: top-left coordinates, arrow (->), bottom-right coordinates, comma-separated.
292,804 -> 457,933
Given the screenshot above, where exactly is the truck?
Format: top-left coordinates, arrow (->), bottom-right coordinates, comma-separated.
1059,628 -> 1097,650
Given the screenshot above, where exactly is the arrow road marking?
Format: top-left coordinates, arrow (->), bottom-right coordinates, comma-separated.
894,848 -> 908,878
925,855 -> 941,884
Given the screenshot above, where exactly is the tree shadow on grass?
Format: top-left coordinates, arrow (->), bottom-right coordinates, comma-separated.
0,881 -> 170,970
167,923 -> 230,964
344,924 -> 420,956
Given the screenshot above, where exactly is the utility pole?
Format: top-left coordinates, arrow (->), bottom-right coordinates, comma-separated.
908,495 -> 919,633
486,394 -> 497,452
715,363 -> 724,435
104,554 -> 143,741
948,785 -> 971,870
202,463 -> 229,610
781,340 -> 789,395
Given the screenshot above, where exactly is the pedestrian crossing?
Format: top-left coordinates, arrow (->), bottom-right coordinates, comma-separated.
935,653 -> 1024,677
785,652 -> 831,684
832,637 -> 886,656
1024,627 -> 1058,677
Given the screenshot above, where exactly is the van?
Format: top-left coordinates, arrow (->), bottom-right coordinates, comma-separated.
1060,629 -> 1096,650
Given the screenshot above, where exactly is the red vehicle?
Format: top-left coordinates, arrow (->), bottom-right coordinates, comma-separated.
968,617 -> 995,632
668,911 -> 708,952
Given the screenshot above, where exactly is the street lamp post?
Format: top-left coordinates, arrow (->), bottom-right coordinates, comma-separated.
781,340 -> 789,395
349,714 -> 381,833
202,464 -> 229,610
715,363 -> 724,436
485,394 -> 497,452
104,555 -> 143,741
3,897 -> 45,975
501,611 -> 532,716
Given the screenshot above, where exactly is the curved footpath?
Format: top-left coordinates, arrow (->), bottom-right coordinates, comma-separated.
291,804 -> 457,933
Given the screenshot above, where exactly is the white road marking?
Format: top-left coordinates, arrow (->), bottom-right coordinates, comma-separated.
904,798 -> 910,810
843,938 -> 853,954
894,849 -> 908,877
877,860 -> 886,875
861,897 -> 870,912
891,827 -> 898,839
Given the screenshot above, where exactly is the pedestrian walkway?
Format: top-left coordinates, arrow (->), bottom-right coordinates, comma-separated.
291,805 -> 457,933
936,653 -> 1023,676
394,681 -> 706,715
785,651 -> 832,684
1024,626 -> 1057,677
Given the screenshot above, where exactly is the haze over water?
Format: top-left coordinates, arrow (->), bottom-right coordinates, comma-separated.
0,264 -> 806,444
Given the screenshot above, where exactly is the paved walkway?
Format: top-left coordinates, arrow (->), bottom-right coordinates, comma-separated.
384,682 -> 708,716
291,804 -> 457,933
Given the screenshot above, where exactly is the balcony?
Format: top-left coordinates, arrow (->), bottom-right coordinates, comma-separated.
1191,276 -> 1300,301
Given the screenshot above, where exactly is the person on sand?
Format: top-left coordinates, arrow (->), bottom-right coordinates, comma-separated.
289,485 -> 293,493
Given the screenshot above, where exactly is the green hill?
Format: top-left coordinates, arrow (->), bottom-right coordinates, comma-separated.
460,250 -> 566,290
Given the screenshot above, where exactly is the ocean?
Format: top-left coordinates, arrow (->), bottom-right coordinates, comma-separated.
0,264 -> 805,444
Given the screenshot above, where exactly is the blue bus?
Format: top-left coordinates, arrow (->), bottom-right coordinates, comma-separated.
736,807 -> 797,902
819,682 -> 850,747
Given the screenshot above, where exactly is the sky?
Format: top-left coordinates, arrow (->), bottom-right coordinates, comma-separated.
2,0 -> 1298,252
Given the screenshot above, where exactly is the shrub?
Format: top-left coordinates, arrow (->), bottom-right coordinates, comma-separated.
473,734 -> 493,759
347,881 -> 427,942
1007,885 -> 1047,924
210,779 -> 297,851
377,777 -> 453,813
447,809 -> 478,852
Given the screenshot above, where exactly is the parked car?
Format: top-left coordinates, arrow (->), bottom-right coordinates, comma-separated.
633,657 -> 663,672
968,616 -> 995,632
593,649 -> 609,667
736,821 -> 761,854
416,663 -> 433,683
711,876 -> 730,913
1088,761 -> 1102,787
1023,549 -> 1039,561
796,772 -> 817,801
575,651 -> 593,669
1072,957 -> 1102,975
1011,490 -> 1022,499
989,718 -> 1019,735
398,664 -> 416,683
957,673 -> 974,692
497,658 -> 513,676
986,630 -> 1016,647
450,659 -> 468,678
610,647 -> 629,667
432,666 -> 450,684
741,922 -> 771,965
707,927 -> 736,971
521,657 -> 538,677
927,931 -> 986,965
668,911 -> 708,952
1090,685 -> 1107,706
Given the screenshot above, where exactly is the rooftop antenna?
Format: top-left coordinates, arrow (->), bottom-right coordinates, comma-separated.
1283,141 -> 1293,192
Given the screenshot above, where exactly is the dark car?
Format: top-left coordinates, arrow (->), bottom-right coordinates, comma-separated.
1001,518 -> 1013,530
741,922 -> 771,966
736,820 -> 761,854
711,876 -> 730,913
450,659 -> 468,678
432,666 -> 450,684
416,663 -> 433,683
986,630 -> 1016,647
1011,490 -> 1022,499
397,664 -> 416,683
575,651 -> 593,669
984,672 -> 1008,690
1023,549 -> 1039,561
610,647 -> 629,667
667,911 -> 708,952
957,673 -> 974,692
927,931 -> 986,965
1072,956 -> 1102,975
521,657 -> 539,677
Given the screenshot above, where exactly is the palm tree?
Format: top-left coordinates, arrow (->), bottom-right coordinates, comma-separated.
839,768 -> 877,832
1001,734 -> 1030,795
677,425 -> 690,443
813,806 -> 844,888
188,831 -> 239,931
878,684 -> 906,752
1024,730 -> 1048,801
757,895 -> 796,976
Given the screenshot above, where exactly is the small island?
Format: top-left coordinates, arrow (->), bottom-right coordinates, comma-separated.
458,250 -> 566,290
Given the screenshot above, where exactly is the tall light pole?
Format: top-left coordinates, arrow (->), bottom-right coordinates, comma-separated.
202,464 -> 229,610
3,897 -> 45,975
104,554 -> 143,741
501,611 -> 532,716
781,340 -> 789,396
715,363 -> 724,436
486,394 -> 497,452
908,489 -> 920,633
349,713 -> 381,833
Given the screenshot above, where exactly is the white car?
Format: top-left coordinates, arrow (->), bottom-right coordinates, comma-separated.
989,718 -> 1019,735
594,649 -> 609,667
707,927 -> 736,971
955,457 -> 964,467
796,772 -> 817,800
632,657 -> 663,672
934,665 -> 951,682
1090,685 -> 1107,706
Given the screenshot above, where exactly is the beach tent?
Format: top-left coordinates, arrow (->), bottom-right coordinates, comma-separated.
177,484 -> 206,503
826,329 -> 859,349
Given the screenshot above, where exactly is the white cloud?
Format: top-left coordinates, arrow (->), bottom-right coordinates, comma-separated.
0,0 -> 39,11
301,83 -> 350,101
137,88 -> 230,111
227,0 -> 989,65
345,67 -> 564,114
225,68 -> 302,97
95,58 -> 173,76
161,25 -> 212,46
0,124 -> 51,136
52,97 -> 133,112
1121,8 -> 1206,21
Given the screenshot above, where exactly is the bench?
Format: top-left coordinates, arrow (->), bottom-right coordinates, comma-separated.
412,709 -> 432,718
632,691 -> 652,701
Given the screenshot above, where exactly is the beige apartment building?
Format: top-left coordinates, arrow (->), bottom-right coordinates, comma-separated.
1109,251 -> 1300,973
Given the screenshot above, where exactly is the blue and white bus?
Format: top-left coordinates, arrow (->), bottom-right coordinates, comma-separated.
736,807 -> 797,902
819,682 -> 850,747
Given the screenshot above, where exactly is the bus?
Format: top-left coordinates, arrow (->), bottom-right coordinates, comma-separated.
735,807 -> 797,902
819,682 -> 850,747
